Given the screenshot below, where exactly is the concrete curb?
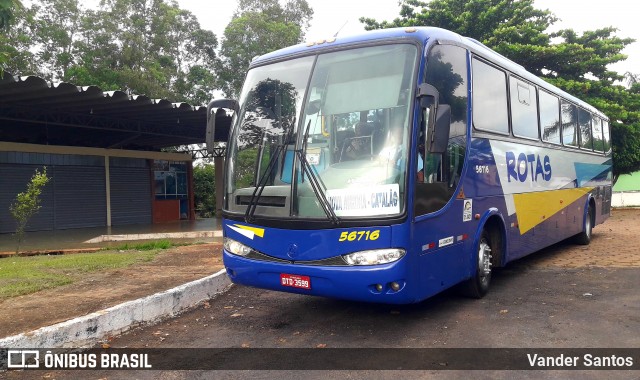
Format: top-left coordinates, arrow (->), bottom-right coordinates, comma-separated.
0,269 -> 231,348
84,231 -> 223,243
0,248 -> 102,259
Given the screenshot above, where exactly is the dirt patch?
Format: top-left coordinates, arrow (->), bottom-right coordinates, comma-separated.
0,243 -> 223,337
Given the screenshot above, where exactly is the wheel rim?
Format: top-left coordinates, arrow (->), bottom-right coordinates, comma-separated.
585,211 -> 592,238
478,238 -> 492,285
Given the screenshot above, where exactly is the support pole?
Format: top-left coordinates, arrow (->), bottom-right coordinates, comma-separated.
214,156 -> 225,217
105,155 -> 112,227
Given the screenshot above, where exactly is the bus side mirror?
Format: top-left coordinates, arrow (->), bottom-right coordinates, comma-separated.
417,83 -> 439,109
429,105 -> 451,154
417,83 -> 450,154
206,98 -> 239,153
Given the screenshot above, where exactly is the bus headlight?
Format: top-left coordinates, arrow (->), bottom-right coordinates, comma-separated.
342,249 -> 405,266
224,238 -> 252,257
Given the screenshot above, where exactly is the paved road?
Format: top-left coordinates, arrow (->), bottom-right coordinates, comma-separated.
9,216 -> 640,379
113,263 -> 639,349
18,248 -> 639,379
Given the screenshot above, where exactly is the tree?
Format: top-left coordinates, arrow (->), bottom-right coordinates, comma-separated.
32,0 -> 83,80
216,0 -> 313,98
193,164 -> 215,217
237,0 -> 313,30
4,0 -> 218,106
626,72 -> 640,87
361,0 -> 556,49
0,0 -> 22,29
1,3 -> 37,75
361,0 -> 640,179
10,167 -> 50,254
0,0 -> 24,72
66,0 -> 219,105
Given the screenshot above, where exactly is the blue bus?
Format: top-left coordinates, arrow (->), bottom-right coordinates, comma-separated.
206,27 -> 612,304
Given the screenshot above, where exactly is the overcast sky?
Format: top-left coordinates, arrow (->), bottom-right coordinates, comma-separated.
176,0 -> 639,77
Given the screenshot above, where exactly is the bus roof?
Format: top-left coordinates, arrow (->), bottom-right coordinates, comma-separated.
251,27 -> 606,120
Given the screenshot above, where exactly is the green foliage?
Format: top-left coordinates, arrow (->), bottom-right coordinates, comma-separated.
236,148 -> 259,189
9,167 -> 50,254
193,164 -> 216,217
4,0 -> 218,106
216,0 -> 313,98
0,0 -> 21,30
0,0 -> 23,72
109,239 -> 173,251
362,0 -> 640,178
3,0 -> 315,108
0,250 -> 159,299
362,0 -> 555,47
30,0 -> 82,80
626,72 -> 640,87
70,0 -> 219,105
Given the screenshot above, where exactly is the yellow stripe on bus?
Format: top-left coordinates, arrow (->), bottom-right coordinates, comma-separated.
513,188 -> 593,235
233,224 -> 265,238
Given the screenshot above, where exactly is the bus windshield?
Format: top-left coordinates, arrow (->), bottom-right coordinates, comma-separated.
226,44 -> 418,220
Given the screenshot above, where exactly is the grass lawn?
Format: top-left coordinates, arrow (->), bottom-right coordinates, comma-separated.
0,241 -> 173,299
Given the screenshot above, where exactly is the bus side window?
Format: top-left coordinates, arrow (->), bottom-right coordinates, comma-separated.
415,44 -> 468,216
562,102 -> 578,147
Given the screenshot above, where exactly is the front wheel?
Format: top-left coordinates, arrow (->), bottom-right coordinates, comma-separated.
460,229 -> 493,298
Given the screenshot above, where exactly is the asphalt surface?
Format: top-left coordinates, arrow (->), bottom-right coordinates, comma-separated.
11,249 -> 639,379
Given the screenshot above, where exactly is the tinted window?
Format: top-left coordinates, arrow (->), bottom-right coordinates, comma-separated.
539,90 -> 560,144
561,102 -> 578,147
510,77 -> 538,139
423,45 -> 468,185
602,120 -> 611,153
472,59 -> 508,134
416,45 -> 469,216
592,116 -> 604,152
578,108 -> 592,150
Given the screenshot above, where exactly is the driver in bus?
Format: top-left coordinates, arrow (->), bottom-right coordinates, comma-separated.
343,121 -> 372,160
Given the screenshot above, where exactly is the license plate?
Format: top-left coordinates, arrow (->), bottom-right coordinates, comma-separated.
280,274 -> 311,289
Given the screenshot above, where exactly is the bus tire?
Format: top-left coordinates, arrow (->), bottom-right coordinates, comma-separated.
460,229 -> 493,299
573,205 -> 593,245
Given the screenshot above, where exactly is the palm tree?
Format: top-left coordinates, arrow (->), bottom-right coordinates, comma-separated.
625,72 -> 639,87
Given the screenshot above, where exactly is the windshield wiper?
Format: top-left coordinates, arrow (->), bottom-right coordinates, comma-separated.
244,118 -> 338,225
244,122 -> 294,223
244,145 -> 283,223
296,119 -> 339,225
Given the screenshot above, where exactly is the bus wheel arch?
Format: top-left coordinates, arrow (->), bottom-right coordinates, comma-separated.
460,213 -> 506,298
483,215 -> 506,268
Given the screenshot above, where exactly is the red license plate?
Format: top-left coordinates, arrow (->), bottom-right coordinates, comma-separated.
280,274 -> 311,289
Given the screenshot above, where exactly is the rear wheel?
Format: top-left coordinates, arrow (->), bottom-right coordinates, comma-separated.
574,205 -> 593,245
460,229 -> 493,298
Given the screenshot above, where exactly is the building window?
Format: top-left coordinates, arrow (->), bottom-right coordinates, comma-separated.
154,161 -> 188,200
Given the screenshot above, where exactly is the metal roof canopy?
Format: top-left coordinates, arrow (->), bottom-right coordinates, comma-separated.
0,72 -> 231,151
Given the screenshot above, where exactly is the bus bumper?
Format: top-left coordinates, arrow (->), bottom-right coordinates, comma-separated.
223,249 -> 420,304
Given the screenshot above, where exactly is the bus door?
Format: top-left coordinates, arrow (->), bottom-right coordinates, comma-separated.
413,44 -> 471,292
